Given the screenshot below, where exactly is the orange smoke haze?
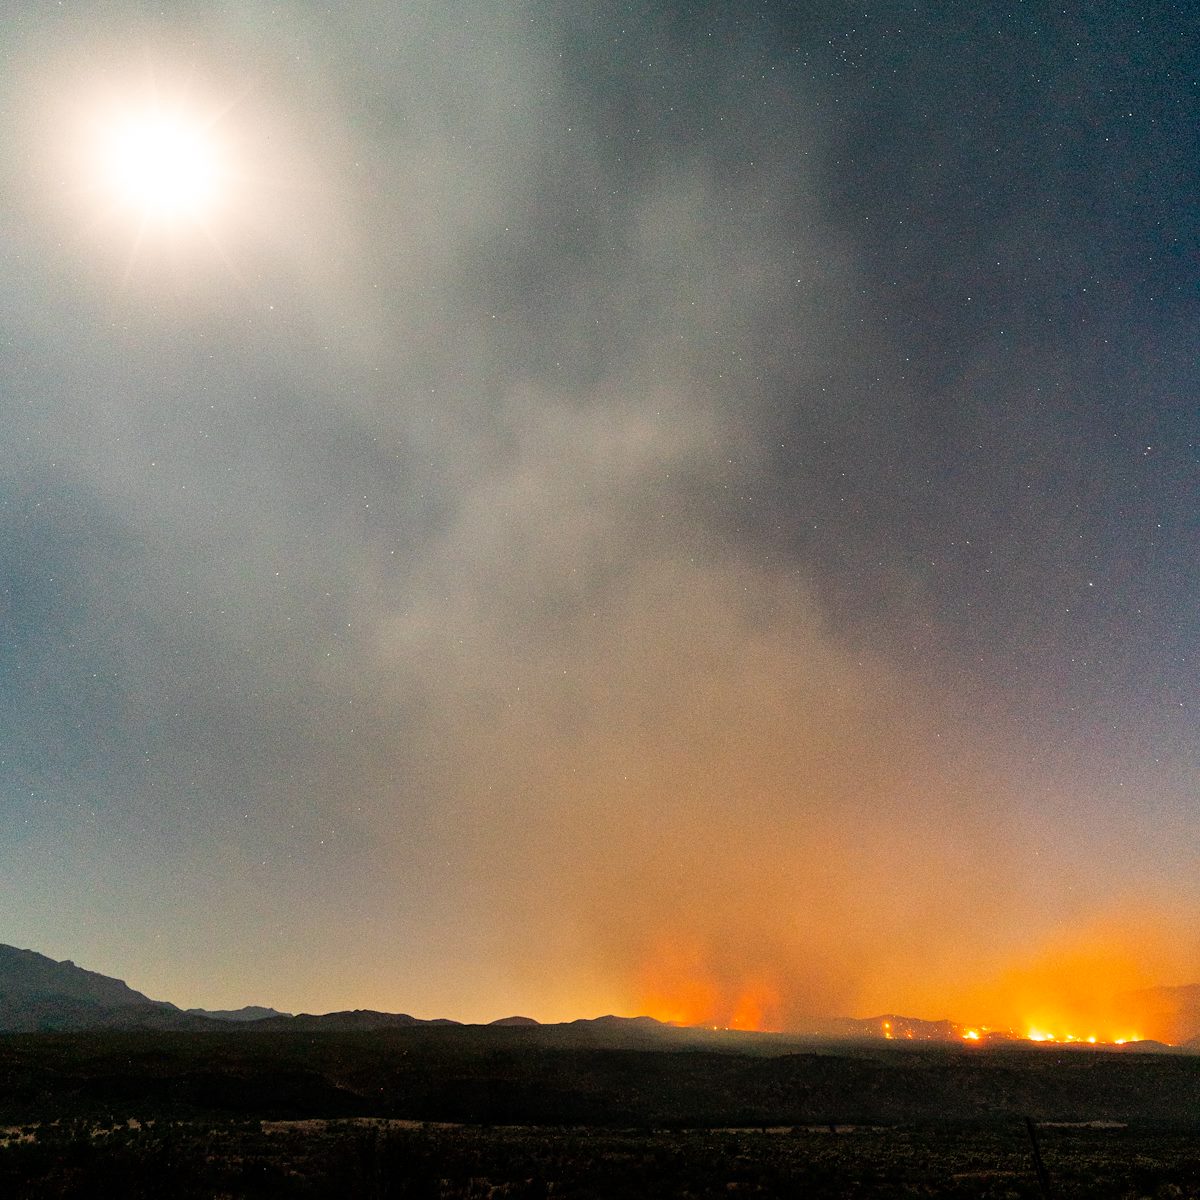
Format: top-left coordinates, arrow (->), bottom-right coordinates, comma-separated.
638,940 -> 784,1030
390,452 -> 1200,1032
631,918 -> 1198,1043
930,920 -> 1197,1045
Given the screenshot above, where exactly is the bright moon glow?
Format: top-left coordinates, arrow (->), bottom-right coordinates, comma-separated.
95,107 -> 223,223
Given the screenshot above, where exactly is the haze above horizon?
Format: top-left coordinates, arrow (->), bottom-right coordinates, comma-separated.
1,3 -> 1197,1033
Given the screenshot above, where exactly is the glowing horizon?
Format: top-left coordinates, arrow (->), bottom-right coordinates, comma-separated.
627,923 -> 1197,1046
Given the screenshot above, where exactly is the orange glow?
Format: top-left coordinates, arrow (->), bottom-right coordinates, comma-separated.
932,923 -> 1189,1046
635,941 -> 783,1031
630,921 -> 1191,1044
1014,1011 -> 1149,1044
639,971 -> 720,1028
728,982 -> 780,1031
1024,1027 -> 1142,1045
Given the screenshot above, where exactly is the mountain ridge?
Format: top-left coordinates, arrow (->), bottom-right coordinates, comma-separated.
0,944 -> 211,1032
186,1005 -> 292,1022
3,944 -> 1198,1043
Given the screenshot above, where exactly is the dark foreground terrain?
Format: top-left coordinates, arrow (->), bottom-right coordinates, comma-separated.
2,1028 -> 1198,1196
4,1117 -> 1200,1199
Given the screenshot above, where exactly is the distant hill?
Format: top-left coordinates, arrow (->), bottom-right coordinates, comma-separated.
566,1014 -> 663,1030
0,944 -> 466,1033
187,1005 -> 291,1022
0,944 -> 209,1032
4,943 -> 1198,1045
246,1010 -> 462,1032
0,943 -> 164,1009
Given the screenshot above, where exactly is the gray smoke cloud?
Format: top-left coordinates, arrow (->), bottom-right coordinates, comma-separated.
0,1 -> 1195,1023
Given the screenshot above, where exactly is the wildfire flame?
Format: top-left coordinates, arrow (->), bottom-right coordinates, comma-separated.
931,926 -> 1187,1046
641,977 -> 781,1031
1024,1028 -> 1140,1045
636,941 -> 785,1031
631,921 -> 1191,1044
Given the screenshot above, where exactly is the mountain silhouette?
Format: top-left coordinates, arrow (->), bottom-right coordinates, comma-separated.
4,944 -> 1198,1043
186,1005 -> 292,1022
0,944 -> 209,1032
246,1010 -> 462,1031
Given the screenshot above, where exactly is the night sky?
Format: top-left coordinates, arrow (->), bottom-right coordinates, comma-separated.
1,2 -> 1197,1034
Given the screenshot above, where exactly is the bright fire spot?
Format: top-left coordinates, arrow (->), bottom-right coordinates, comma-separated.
941,930 -> 1186,1046
962,1029 -> 980,1041
1025,1027 -> 1142,1045
97,107 -> 223,222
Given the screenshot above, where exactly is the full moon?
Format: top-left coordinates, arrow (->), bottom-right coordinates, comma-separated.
95,106 -> 223,224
